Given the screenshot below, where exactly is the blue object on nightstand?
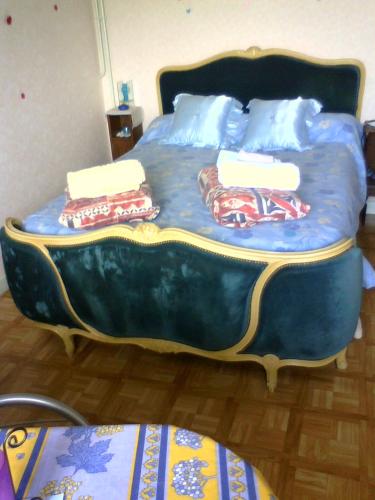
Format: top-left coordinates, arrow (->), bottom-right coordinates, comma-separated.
118,104 -> 129,111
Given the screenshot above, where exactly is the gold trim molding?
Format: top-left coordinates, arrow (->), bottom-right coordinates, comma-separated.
4,217 -> 354,355
32,320 -> 348,392
4,218 -> 354,265
4,217 -> 356,391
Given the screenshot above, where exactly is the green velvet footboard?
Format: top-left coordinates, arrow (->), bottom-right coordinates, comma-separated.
0,219 -> 363,390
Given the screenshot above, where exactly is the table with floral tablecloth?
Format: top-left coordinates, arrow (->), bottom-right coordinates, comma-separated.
1,424 -> 276,499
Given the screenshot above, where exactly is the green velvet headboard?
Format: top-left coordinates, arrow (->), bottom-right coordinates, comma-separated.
157,47 -> 365,118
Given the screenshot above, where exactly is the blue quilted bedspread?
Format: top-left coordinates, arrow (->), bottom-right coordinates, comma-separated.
25,142 -> 365,252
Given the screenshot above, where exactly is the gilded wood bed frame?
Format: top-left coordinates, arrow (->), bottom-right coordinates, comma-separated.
0,47 -> 365,391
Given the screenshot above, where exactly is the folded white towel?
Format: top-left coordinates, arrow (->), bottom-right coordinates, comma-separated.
217,150 -> 300,191
217,149 -> 279,167
67,160 -> 146,200
237,150 -> 277,163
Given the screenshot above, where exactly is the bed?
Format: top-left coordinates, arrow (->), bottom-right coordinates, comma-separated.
0,47 -> 367,391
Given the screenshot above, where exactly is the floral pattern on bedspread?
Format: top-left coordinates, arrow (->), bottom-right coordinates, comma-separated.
24,139 -> 366,253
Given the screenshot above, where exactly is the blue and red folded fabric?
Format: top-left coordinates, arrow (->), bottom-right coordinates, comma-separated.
59,183 -> 160,230
59,160 -> 159,229
198,165 -> 310,229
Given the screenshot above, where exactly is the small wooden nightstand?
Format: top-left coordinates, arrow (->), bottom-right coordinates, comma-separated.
106,106 -> 143,160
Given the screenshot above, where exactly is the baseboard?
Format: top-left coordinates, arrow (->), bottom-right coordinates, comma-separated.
0,273 -> 8,295
367,196 -> 375,215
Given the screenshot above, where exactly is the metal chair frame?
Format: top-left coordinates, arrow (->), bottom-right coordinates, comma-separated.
0,393 -> 88,426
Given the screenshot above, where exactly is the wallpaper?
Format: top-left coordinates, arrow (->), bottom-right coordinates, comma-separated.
0,0 -> 111,287
102,0 -> 375,127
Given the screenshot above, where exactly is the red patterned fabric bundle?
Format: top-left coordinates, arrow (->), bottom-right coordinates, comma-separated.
59,182 -> 159,229
198,166 -> 310,228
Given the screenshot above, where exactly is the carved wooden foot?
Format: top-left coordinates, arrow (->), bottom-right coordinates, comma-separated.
62,334 -> 75,359
263,354 -> 279,392
75,336 -> 91,354
336,348 -> 348,370
55,325 -> 75,359
33,321 -> 77,359
354,318 -> 363,339
266,369 -> 278,392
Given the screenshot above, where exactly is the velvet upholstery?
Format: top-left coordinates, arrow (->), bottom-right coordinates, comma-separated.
0,227 -> 362,361
0,228 -> 78,328
47,240 -> 265,350
159,55 -> 361,116
246,247 -> 363,360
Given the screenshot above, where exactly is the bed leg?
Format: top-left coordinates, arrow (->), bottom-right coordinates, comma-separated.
55,326 -> 75,359
336,348 -> 348,370
354,318 -> 363,339
263,354 -> 279,392
266,368 -> 278,392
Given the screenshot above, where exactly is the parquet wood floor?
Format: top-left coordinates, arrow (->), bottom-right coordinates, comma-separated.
1,217 -> 375,499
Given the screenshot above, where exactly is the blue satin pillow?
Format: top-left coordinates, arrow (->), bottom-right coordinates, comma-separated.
163,93 -> 234,148
241,97 -> 322,152
221,100 -> 249,149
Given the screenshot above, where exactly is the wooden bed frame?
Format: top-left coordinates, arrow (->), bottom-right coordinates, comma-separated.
0,47 -> 365,391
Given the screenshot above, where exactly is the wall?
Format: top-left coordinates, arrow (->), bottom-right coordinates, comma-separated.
0,0 -> 111,292
102,0 -> 375,127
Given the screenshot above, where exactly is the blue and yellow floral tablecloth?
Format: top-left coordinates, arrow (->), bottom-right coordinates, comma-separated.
1,425 -> 275,499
